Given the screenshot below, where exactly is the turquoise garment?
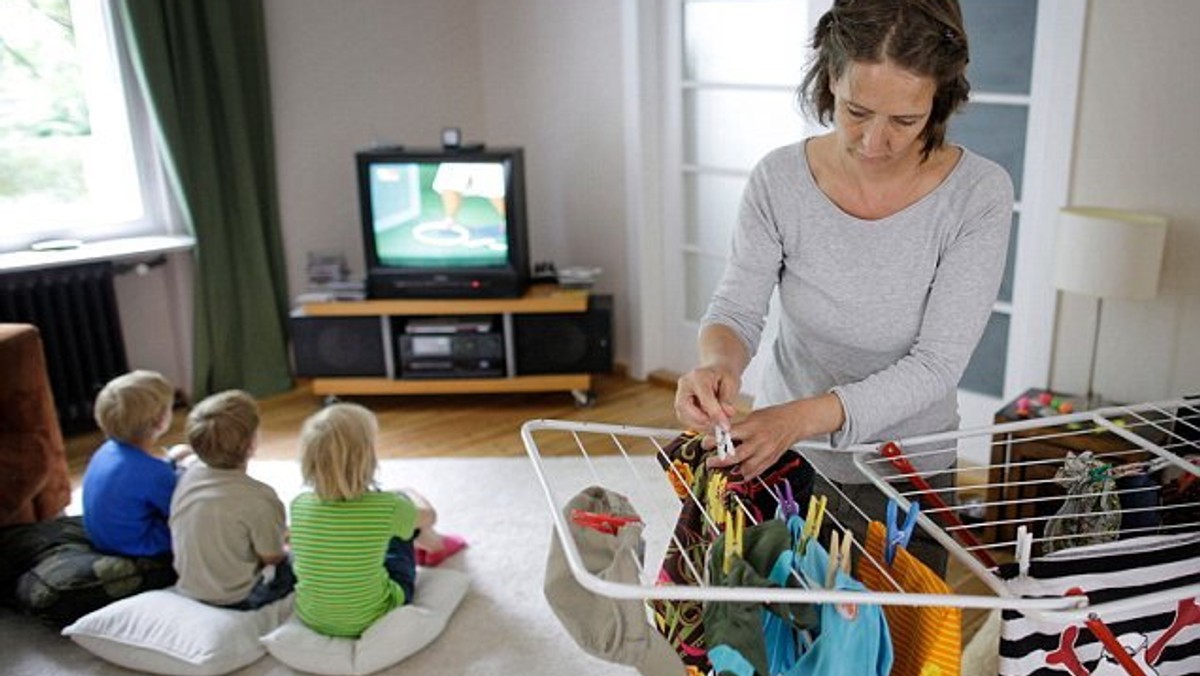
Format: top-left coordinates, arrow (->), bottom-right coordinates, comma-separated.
790,522 -> 894,676
704,519 -> 816,676
765,549 -> 802,673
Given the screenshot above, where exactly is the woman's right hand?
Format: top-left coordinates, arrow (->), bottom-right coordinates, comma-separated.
675,366 -> 740,433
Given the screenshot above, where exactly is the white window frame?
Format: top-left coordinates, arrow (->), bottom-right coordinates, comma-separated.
1,0 -> 178,255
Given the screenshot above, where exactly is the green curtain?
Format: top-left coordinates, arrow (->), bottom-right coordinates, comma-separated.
118,0 -> 292,400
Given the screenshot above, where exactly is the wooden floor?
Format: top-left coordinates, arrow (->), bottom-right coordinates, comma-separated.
65,372 -> 683,481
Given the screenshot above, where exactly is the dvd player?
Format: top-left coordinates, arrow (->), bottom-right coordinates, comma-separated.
397,332 -> 506,379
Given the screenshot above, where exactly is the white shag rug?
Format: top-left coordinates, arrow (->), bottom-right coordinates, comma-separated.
0,454 -> 681,676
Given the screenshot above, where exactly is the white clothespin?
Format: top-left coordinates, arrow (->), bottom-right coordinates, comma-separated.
1015,525 -> 1033,578
714,424 -> 734,460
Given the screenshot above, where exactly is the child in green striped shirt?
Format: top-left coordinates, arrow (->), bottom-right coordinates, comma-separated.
289,403 -> 467,638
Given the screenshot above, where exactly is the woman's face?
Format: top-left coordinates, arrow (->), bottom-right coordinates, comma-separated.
830,60 -> 937,169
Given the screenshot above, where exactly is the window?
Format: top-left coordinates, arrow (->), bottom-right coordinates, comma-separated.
654,0 -> 829,388
0,0 -> 174,253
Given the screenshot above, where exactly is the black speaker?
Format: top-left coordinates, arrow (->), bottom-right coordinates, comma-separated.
290,315 -> 387,377
513,295 -> 613,375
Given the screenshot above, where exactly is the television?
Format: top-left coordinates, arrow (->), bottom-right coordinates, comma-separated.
356,146 -> 531,299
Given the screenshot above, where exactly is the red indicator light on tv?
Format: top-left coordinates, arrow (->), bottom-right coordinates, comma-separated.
471,280 -> 481,288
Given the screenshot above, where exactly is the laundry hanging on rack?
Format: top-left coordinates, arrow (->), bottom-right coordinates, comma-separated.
998,531 -> 1200,676
788,515 -> 893,676
856,519 -> 961,676
1043,451 -> 1123,554
650,431 -> 814,670
1113,465 -> 1163,536
543,485 -> 686,676
703,518 -> 816,676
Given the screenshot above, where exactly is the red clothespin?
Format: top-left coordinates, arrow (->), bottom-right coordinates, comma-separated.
879,441 -> 997,568
570,509 -> 642,536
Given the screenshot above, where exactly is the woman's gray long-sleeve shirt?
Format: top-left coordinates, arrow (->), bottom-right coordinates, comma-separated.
703,140 -> 1014,483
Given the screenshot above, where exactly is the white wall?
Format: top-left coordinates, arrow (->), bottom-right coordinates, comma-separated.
110,253 -> 193,393
1050,0 -> 1200,402
475,0 -> 630,359
264,0 -> 488,300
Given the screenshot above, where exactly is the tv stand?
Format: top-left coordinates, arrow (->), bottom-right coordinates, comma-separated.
292,285 -> 607,404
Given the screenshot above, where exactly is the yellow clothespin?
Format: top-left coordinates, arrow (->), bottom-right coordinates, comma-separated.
723,508 -> 744,575
838,531 -> 853,575
800,494 -> 827,553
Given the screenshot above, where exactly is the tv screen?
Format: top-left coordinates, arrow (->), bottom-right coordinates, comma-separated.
357,147 -> 530,298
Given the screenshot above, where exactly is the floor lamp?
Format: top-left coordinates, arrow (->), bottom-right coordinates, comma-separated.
1052,207 -> 1168,408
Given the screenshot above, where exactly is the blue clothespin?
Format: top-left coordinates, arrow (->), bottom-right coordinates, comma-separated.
776,480 -> 800,519
885,498 -> 920,565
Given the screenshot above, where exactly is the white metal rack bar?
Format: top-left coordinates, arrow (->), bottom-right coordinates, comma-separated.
852,396 -> 1200,621
523,418 -> 1142,615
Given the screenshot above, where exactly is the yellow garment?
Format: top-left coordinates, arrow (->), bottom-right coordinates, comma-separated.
857,520 -> 961,676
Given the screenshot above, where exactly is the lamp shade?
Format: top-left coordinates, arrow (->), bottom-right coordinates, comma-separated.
1053,207 -> 1168,300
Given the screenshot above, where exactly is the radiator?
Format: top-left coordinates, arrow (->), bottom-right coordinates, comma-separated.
0,262 -> 129,433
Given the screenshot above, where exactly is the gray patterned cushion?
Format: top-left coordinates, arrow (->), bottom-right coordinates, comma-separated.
0,516 -> 175,626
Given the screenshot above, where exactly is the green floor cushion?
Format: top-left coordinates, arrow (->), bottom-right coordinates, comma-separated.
1,516 -> 176,626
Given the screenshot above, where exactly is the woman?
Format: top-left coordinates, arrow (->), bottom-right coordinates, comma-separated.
674,0 -> 1011,571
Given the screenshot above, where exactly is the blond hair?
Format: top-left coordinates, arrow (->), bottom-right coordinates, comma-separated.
299,403 -> 378,500
93,370 -> 174,443
186,390 -> 259,469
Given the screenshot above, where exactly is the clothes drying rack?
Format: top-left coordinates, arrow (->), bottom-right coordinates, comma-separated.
521,396 -> 1200,624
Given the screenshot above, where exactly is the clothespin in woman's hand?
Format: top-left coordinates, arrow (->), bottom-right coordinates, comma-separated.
714,424 -> 734,460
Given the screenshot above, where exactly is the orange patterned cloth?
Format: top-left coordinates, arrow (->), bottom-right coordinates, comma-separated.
857,520 -> 961,676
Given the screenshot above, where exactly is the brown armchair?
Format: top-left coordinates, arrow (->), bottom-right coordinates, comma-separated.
0,324 -> 71,527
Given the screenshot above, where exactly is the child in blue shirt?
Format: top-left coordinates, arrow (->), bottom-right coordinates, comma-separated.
82,369 -> 190,557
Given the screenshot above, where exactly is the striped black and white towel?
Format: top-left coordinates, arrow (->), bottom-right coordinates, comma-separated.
998,532 -> 1200,675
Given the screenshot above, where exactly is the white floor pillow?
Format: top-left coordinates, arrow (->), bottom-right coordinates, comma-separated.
62,588 -> 292,675
260,567 -> 470,676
